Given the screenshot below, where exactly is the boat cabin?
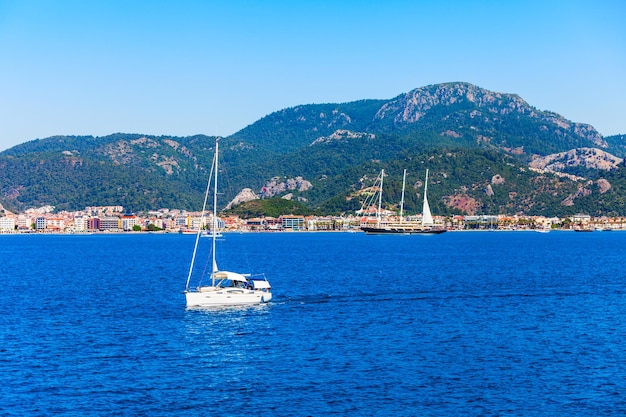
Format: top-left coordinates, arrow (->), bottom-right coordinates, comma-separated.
208,271 -> 271,292
249,279 -> 271,292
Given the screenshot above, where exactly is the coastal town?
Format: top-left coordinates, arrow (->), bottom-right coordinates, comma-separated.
0,204 -> 622,233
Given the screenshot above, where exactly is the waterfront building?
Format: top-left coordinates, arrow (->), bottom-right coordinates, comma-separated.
100,217 -> 120,231
572,213 -> 592,224
145,217 -> 165,230
17,215 -> 32,230
88,217 -> 101,231
244,218 -> 266,231
121,214 -> 137,231
262,217 -> 280,230
0,216 -> 15,231
188,215 -> 204,230
281,215 -> 305,231
35,217 -> 46,230
308,217 -> 335,231
73,215 -> 87,231
221,216 -> 240,230
175,216 -> 188,229
46,217 -> 65,231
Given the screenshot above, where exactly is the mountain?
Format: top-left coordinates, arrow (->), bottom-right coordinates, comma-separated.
1,82 -> 625,216
529,148 -> 623,177
226,82 -> 606,156
0,134 -> 215,212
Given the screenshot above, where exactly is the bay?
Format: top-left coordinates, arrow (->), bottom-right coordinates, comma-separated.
1,231 -> 625,416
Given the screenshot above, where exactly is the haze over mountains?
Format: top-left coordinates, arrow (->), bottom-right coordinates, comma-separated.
1,82 -> 625,217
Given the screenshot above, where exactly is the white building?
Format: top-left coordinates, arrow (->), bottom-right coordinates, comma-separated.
46,217 -> 65,231
17,215 -> 32,230
73,215 -> 87,231
121,215 -> 137,231
0,216 -> 15,231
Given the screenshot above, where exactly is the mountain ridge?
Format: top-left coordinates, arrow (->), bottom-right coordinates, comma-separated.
376,82 -> 605,148
1,82 -> 625,216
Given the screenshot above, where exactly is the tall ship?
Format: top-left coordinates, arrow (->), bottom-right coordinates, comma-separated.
361,169 -> 446,235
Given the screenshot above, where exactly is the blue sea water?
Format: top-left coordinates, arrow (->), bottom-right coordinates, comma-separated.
1,231 -> 626,416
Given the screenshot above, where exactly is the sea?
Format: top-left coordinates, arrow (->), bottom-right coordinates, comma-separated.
1,230 -> 625,416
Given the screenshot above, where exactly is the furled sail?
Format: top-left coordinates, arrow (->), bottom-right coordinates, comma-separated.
421,169 -> 434,226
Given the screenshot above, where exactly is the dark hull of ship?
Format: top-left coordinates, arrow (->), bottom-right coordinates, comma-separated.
361,226 -> 447,235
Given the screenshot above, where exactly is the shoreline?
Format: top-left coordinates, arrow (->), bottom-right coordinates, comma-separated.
1,227 -> 622,236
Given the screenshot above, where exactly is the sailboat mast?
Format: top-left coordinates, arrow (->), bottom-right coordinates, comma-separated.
211,138 -> 219,286
185,141 -> 216,292
399,169 -> 406,223
377,169 -> 384,228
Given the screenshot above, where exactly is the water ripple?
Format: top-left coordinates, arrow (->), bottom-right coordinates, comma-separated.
1,232 -> 626,415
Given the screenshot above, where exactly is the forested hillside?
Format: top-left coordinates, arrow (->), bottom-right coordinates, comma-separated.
1,82 -> 625,216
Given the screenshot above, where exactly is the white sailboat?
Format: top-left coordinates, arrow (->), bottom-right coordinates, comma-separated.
184,138 -> 272,307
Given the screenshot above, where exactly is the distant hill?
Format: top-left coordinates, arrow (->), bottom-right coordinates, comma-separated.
604,134 -> 626,158
1,82 -> 625,216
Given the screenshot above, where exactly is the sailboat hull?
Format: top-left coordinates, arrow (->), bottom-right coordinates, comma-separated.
361,226 -> 446,235
185,288 -> 272,307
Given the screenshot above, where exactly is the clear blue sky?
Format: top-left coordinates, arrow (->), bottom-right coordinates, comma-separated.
0,0 -> 624,151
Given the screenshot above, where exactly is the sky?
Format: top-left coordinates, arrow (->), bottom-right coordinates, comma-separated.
0,0 -> 624,151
